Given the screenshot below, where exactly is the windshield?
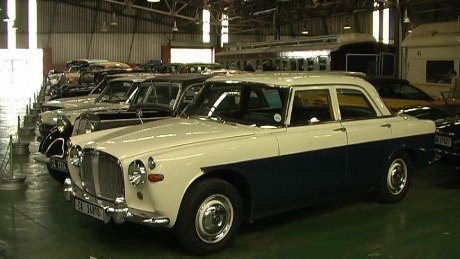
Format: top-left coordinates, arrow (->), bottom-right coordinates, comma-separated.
183,82 -> 288,127
95,80 -> 135,103
371,80 -> 434,101
131,82 -> 180,107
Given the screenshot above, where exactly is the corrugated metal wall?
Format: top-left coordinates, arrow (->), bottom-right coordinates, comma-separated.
252,12 -> 373,43
0,1 -> 374,67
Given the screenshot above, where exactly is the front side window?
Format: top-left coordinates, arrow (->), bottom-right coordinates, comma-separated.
132,83 -> 180,107
337,88 -> 377,120
373,80 -> 433,100
183,83 -> 289,127
96,81 -> 134,103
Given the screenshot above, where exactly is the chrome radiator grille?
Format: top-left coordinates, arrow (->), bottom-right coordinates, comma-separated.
81,149 -> 124,201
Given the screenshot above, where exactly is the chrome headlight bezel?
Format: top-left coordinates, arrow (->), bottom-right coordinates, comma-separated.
69,145 -> 83,167
128,160 -> 147,187
57,117 -> 70,133
85,121 -> 95,133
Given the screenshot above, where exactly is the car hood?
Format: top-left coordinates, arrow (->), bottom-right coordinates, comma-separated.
74,117 -> 258,159
436,115 -> 460,135
40,103 -> 129,125
42,95 -> 97,109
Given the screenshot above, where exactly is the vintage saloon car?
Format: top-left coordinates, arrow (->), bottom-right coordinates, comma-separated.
37,74 -> 155,137
38,74 -> 211,182
63,72 -> 435,254
41,72 -> 153,112
433,115 -> 460,167
364,76 -> 445,111
399,105 -> 460,168
49,62 -> 132,100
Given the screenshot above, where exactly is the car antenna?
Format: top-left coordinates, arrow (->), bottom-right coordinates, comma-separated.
136,107 -> 144,124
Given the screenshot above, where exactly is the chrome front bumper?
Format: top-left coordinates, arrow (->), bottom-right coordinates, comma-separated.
63,178 -> 170,227
33,154 -> 50,164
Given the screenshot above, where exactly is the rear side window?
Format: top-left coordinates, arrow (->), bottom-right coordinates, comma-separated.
336,88 -> 377,120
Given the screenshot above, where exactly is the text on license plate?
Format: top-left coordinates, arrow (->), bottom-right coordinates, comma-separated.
75,198 -> 105,221
50,158 -> 68,172
435,135 -> 452,147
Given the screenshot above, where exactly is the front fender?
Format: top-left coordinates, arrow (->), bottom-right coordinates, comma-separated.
39,126 -> 73,157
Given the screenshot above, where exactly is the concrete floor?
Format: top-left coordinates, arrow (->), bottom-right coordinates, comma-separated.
1,84 -> 460,258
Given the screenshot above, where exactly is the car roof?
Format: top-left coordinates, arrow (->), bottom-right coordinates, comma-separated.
207,71 -> 369,88
109,74 -> 156,83
90,61 -> 131,68
144,73 -> 215,83
364,76 -> 410,84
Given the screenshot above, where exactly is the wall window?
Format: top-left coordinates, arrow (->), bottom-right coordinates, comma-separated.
426,60 -> 454,84
372,5 -> 390,44
203,9 -> 211,43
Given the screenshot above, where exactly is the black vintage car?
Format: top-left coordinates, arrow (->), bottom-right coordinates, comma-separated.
400,104 -> 460,168
36,73 -> 212,183
37,74 -> 155,138
433,114 -> 460,166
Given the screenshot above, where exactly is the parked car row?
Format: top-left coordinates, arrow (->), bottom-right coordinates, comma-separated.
44,60 -> 235,102
36,73 -> 213,182
33,70 -> 460,254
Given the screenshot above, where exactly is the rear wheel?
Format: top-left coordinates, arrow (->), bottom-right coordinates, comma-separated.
376,152 -> 412,203
174,178 -> 242,255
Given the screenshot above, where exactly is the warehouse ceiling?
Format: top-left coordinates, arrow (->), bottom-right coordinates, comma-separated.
53,0 -> 460,34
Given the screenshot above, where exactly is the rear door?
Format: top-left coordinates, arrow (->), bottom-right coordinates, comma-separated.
334,86 -> 392,189
275,86 -> 348,207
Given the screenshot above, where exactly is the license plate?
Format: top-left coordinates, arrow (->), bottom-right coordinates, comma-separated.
435,135 -> 452,147
75,198 -> 106,221
50,157 -> 68,172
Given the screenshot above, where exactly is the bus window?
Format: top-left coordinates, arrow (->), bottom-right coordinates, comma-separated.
306,58 -> 315,71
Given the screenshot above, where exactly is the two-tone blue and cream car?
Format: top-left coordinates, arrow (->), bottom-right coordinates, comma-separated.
63,72 -> 436,254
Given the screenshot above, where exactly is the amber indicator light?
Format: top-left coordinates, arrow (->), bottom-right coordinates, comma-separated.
148,173 -> 164,182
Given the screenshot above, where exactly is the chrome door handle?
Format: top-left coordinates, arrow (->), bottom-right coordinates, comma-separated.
380,123 -> 391,128
333,127 -> 346,132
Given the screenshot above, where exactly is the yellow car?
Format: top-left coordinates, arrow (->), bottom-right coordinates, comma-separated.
365,76 -> 444,110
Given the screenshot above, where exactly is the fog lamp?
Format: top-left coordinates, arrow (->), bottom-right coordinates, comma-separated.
128,160 -> 147,187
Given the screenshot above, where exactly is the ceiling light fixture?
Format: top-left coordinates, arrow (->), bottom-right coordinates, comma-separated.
343,17 -> 351,30
101,20 -> 108,32
403,8 -> 410,24
301,23 -> 308,35
147,0 -> 160,2
2,14 -> 11,22
172,20 -> 179,32
110,12 -> 118,26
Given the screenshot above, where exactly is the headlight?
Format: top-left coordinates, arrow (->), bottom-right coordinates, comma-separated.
57,117 -> 71,133
69,145 -> 82,167
128,160 -> 147,187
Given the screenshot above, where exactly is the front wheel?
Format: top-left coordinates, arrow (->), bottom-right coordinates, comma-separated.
174,178 -> 242,255
46,165 -> 67,184
376,152 -> 412,203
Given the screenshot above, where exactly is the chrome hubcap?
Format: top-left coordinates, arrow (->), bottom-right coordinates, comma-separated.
387,158 -> 407,195
195,194 -> 233,243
